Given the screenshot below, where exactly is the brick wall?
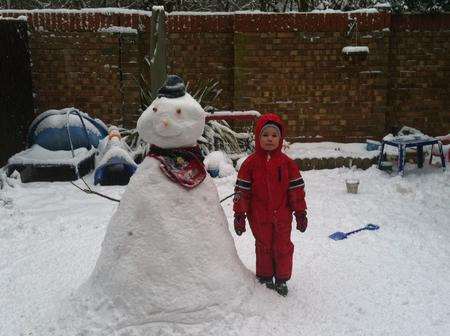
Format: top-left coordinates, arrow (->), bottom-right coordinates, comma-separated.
1,10 -> 449,141
230,13 -> 391,141
389,15 -> 450,137
167,15 -> 234,112
1,11 -> 151,127
30,32 -> 123,124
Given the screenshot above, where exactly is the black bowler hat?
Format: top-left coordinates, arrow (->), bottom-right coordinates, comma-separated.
157,75 -> 186,98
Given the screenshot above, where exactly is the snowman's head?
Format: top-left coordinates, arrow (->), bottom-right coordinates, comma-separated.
137,76 -> 206,149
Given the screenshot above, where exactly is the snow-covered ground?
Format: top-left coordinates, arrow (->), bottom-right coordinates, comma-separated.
1,163 -> 449,335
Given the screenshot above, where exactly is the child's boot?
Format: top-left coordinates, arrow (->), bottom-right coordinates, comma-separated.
257,276 -> 275,289
274,280 -> 288,297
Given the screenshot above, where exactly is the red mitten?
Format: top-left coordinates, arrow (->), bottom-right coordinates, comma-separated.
295,211 -> 308,233
234,214 -> 246,236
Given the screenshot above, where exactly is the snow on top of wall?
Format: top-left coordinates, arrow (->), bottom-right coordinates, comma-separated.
311,8 -> 379,14
170,11 -> 238,16
342,46 -> 370,54
98,26 -> 138,34
0,7 -> 385,19
0,14 -> 27,21
0,7 -> 152,17
206,110 -> 261,117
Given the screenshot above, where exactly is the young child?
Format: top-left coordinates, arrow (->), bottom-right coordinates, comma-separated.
233,113 -> 307,297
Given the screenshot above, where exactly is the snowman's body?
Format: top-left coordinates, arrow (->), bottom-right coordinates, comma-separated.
59,77 -> 267,335
81,158 -> 255,325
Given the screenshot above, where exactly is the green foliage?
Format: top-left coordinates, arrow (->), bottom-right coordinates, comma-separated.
390,0 -> 450,13
186,79 -> 222,113
199,120 -> 254,159
187,81 -> 253,158
117,126 -> 149,163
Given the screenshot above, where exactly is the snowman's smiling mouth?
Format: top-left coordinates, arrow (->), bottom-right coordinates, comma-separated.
154,119 -> 183,138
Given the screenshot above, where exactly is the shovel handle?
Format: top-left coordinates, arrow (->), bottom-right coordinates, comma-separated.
346,224 -> 379,236
346,228 -> 365,236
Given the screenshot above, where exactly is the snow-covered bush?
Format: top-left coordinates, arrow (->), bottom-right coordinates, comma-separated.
187,80 -> 254,158
186,79 -> 222,113
390,0 -> 449,13
114,126 -> 148,163
199,120 -> 254,159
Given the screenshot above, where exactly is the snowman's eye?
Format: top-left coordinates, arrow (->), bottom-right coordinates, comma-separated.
176,108 -> 181,114
153,107 -> 157,112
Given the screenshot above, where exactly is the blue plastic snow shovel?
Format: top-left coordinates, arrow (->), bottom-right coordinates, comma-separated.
329,224 -> 380,241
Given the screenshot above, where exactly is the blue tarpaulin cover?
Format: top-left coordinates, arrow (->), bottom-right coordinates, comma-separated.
27,108 -> 108,151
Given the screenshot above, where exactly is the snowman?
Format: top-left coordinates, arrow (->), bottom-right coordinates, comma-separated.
59,76 -> 270,335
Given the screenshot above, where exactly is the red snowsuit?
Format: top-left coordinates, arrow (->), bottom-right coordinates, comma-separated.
233,114 -> 307,281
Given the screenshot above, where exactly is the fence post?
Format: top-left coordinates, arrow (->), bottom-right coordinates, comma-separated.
150,6 -> 167,99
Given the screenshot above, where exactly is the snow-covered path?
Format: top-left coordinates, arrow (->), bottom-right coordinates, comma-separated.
1,165 -> 449,335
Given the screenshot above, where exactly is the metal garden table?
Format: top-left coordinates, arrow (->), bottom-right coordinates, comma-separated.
377,137 -> 447,176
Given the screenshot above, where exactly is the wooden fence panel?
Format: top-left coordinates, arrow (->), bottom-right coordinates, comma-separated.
0,19 -> 34,166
